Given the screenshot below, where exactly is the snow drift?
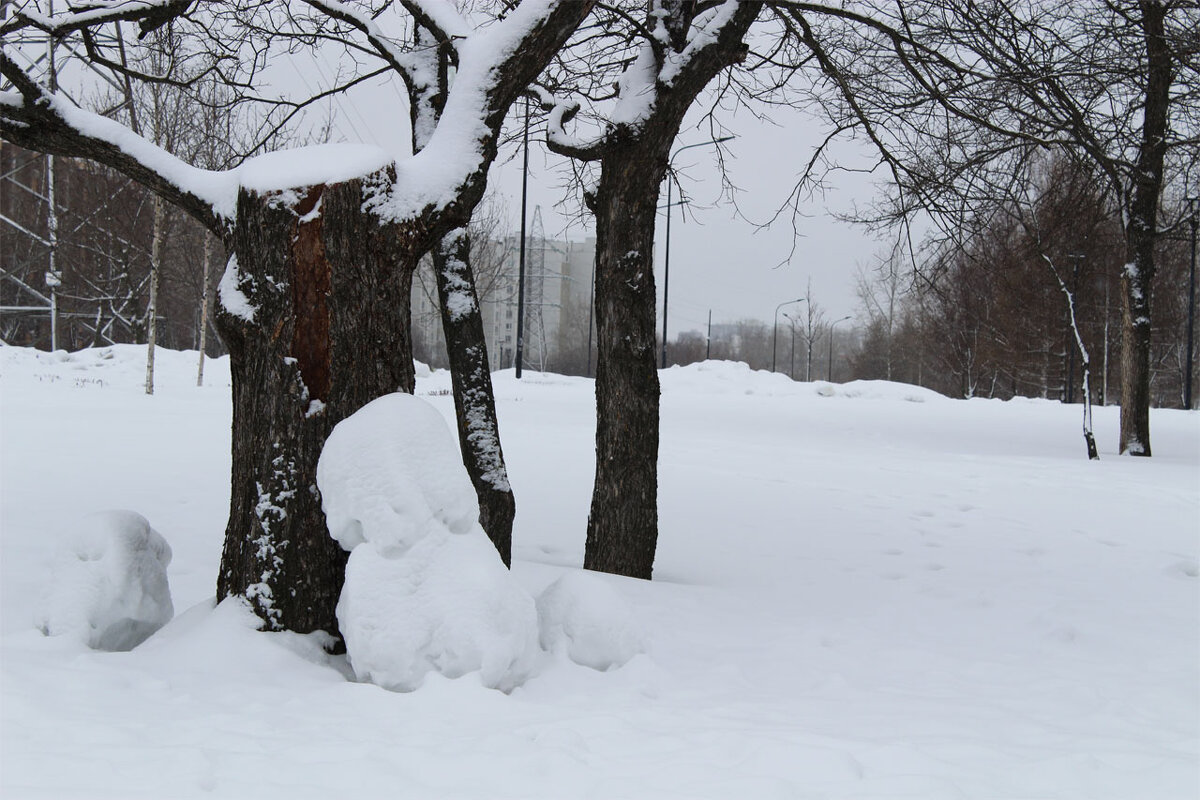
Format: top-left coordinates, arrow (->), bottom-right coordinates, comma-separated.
3,345 -> 1196,800
39,510 -> 174,651
536,571 -> 645,670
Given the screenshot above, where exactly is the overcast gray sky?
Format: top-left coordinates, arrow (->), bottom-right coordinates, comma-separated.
329,70 -> 894,338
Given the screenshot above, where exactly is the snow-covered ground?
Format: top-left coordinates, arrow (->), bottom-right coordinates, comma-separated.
2,345 -> 1197,799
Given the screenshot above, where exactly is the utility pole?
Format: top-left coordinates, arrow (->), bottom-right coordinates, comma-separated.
45,2 -> 61,351
1101,270 -> 1110,406
789,319 -> 796,379
586,259 -> 595,377
515,97 -> 529,379
1186,195 -> 1197,409
662,168 -> 673,368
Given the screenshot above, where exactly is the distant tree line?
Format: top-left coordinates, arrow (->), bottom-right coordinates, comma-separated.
11,141 -> 1191,412
661,154 -> 1195,411
846,158 -> 1196,409
1,143 -> 223,355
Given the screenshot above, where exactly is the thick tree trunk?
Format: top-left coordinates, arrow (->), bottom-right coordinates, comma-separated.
1119,252 -> 1154,456
584,144 -> 667,580
215,168 -> 418,637
1118,1 -> 1170,457
431,228 -> 516,566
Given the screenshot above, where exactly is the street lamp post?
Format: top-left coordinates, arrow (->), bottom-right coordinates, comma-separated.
827,315 -> 851,382
586,262 -> 596,377
783,311 -> 799,379
789,316 -> 797,379
772,298 -> 804,373
661,136 -> 734,368
515,97 -> 530,379
1186,195 -> 1197,410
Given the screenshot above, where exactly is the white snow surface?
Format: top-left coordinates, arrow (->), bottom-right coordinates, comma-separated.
38,510 -> 174,652
318,393 -> 538,691
2,346 -> 1198,799
318,393 -> 480,554
216,253 -> 255,322
338,531 -> 539,692
536,571 -> 646,671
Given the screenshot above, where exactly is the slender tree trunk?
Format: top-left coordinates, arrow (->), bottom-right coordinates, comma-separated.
215,169 -> 419,638
197,233 -> 212,386
585,142 -> 666,580
145,194 -> 163,394
431,228 -> 516,566
1048,257 -> 1099,460
1118,1 -> 1170,456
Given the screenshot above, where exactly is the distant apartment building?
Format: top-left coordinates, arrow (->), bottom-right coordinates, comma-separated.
412,235 -> 597,373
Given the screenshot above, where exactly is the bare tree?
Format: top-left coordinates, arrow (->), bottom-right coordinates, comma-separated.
789,0 -> 1200,455
2,0 -> 593,637
542,0 -> 761,579
794,278 -> 826,381
855,245 -> 907,381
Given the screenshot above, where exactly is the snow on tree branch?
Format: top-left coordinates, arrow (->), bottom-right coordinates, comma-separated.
544,0 -> 756,156
0,49 -> 232,234
366,0 -> 596,223
0,0 -> 193,39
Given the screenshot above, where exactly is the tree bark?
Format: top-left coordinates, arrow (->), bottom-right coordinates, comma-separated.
1119,252 -> 1155,456
1118,0 -> 1170,457
145,194 -> 163,394
215,168 -> 420,638
197,233 -> 212,386
431,228 -> 516,566
584,140 -> 667,579
574,1 -> 758,580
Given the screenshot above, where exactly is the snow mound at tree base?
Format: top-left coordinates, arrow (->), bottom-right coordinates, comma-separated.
38,510 -> 174,651
318,393 -> 539,692
537,571 -> 646,671
339,534 -> 539,692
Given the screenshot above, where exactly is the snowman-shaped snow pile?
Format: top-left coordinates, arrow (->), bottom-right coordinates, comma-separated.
317,393 -> 539,692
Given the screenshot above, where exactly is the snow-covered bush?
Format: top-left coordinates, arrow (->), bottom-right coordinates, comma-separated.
536,571 -> 645,671
39,510 -> 174,651
317,393 -> 539,692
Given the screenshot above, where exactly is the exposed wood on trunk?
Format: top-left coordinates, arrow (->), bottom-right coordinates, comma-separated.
216,168 -> 418,639
290,186 -> 332,402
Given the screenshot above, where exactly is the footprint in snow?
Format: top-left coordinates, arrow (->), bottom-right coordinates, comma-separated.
1165,560 -> 1199,580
